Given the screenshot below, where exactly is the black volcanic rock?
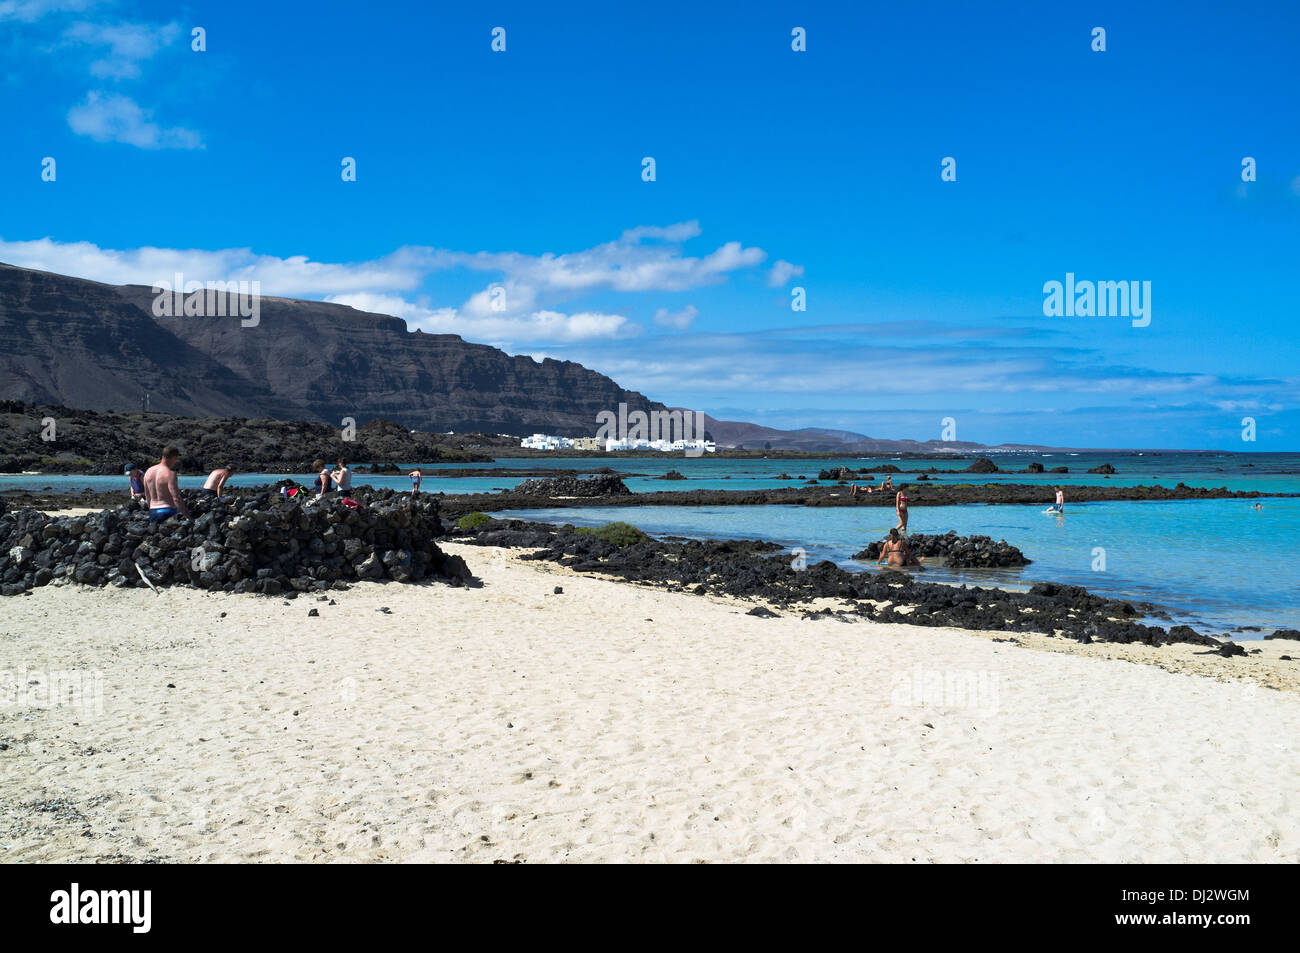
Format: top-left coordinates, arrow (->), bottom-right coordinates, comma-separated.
0,488 -> 471,595
512,474 -> 631,497
1264,629 -> 1300,641
0,401 -> 491,473
963,457 -> 1000,474
452,519 -> 1228,649
1088,463 -> 1117,474
0,262 -> 664,436
436,480 -> 1294,519
855,531 -> 1030,568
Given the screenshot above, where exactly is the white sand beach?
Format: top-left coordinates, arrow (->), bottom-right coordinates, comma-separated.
2,542 -> 1298,863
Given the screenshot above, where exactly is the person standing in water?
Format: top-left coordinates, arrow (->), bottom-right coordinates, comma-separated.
143,446 -> 190,524
202,465 -> 237,499
895,487 -> 910,533
1050,485 -> 1065,513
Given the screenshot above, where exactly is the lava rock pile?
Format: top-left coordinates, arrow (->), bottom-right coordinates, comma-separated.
0,490 -> 471,596
855,531 -> 1030,568
453,517 -> 1222,649
511,474 -> 631,497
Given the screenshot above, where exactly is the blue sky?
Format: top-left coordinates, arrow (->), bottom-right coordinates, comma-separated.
1,0 -> 1297,449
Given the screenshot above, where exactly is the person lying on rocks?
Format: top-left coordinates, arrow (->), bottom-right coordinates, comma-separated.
850,474 -> 891,497
876,528 -> 923,569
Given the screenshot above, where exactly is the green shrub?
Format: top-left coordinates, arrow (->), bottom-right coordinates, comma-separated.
574,521 -> 647,546
456,511 -> 492,531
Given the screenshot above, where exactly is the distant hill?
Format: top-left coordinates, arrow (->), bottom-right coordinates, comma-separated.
696,415 -> 1045,453
0,262 -> 664,435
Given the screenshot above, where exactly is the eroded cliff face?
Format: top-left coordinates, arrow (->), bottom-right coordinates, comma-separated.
0,262 -> 663,434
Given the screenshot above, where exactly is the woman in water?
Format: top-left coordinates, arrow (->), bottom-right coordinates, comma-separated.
895,487 -> 910,533
876,528 -> 923,568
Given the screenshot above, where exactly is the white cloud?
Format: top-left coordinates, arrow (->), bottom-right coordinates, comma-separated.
0,0 -> 96,22
326,292 -> 636,344
767,259 -> 804,286
0,237 -> 430,296
65,21 -> 180,80
652,304 -> 698,329
0,224 -> 778,347
67,91 -> 202,149
440,223 -> 766,296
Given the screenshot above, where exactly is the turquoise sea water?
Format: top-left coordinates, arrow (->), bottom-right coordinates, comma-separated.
7,451 -> 1300,496
497,499 -> 1300,638
4,452 -> 1297,636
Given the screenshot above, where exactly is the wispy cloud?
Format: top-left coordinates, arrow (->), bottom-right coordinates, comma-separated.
64,20 -> 180,80
767,259 -> 804,287
7,4 -> 198,149
652,304 -> 697,329
67,91 -> 202,149
0,224 -> 773,343
326,292 -> 637,346
0,0 -> 97,23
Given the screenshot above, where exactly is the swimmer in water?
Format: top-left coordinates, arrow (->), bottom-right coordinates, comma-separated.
876,527 -> 923,568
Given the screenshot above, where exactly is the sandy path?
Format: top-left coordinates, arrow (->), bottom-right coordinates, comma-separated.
1,543 -> 1297,863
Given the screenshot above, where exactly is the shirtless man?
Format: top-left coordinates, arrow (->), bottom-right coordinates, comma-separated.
143,446 -> 190,524
202,465 -> 236,499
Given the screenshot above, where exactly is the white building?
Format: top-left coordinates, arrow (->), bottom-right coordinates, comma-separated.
520,434 -> 576,450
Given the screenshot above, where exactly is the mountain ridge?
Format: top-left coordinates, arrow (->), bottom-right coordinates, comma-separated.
2,260 -> 1071,453
0,261 -> 665,435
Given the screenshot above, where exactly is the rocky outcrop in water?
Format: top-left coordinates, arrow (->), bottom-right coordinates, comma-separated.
817,467 -> 858,481
963,457 -> 1000,473
437,479 -> 1291,518
855,531 -> 1030,567
0,489 -> 470,596
512,474 -> 631,497
1264,629 -> 1300,641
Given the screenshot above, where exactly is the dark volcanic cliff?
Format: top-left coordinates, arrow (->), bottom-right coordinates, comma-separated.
0,262 -> 663,435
